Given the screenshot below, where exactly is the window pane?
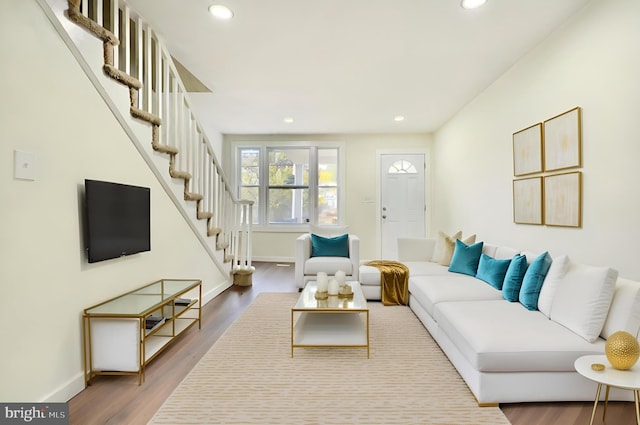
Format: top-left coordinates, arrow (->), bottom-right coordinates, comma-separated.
269,148 -> 309,186
268,188 -> 309,224
240,187 -> 259,224
318,148 -> 338,186
317,187 -> 338,224
240,149 -> 260,185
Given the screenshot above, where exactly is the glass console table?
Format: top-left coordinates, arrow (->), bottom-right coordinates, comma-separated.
83,279 -> 202,385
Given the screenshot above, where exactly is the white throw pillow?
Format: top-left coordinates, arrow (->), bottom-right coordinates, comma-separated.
439,233 -> 475,267
309,224 -> 348,237
547,258 -> 618,343
431,230 -> 461,263
537,255 -> 570,317
601,278 -> 640,339
494,246 -> 521,260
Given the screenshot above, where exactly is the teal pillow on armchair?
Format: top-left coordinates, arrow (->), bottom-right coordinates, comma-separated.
310,233 -> 349,257
448,239 -> 484,276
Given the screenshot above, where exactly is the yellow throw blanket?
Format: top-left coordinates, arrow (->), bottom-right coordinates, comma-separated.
365,260 -> 410,306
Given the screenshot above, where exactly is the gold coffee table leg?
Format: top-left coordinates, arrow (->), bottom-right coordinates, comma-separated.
589,383 -> 602,425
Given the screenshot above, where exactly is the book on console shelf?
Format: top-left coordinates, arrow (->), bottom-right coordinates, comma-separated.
174,298 -> 191,306
145,316 -> 166,333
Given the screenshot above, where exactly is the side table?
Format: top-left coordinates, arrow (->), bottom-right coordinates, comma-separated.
574,354 -> 640,425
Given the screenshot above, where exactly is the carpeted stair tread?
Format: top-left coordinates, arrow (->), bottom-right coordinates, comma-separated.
131,107 -> 161,126
185,192 -> 203,202
152,142 -> 179,155
197,211 -> 214,220
103,64 -> 143,89
169,169 -> 191,180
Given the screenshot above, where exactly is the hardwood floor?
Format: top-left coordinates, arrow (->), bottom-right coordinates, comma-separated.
68,262 -> 635,425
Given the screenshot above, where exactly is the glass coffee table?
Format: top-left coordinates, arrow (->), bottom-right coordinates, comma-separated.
291,281 -> 369,358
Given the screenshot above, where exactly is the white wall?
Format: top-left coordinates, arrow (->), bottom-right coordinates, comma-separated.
0,0 -> 227,402
432,0 -> 640,279
224,133 -> 432,261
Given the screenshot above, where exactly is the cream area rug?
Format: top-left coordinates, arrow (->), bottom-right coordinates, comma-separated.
149,293 -> 511,425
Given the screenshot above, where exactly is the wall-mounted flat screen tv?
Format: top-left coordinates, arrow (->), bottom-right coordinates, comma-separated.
85,179 -> 151,263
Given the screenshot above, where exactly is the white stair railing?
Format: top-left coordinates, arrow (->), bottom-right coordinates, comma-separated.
56,0 -> 253,276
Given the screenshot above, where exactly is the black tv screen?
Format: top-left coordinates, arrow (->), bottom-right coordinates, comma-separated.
85,179 -> 151,263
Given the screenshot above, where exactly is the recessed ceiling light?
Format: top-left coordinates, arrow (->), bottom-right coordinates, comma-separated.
394,115 -> 405,122
209,4 -> 234,20
283,116 -> 294,124
461,0 -> 487,9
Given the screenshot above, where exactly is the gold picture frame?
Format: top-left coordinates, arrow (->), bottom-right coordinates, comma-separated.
513,177 -> 543,225
513,123 -> 543,176
543,107 -> 582,171
544,171 -> 582,228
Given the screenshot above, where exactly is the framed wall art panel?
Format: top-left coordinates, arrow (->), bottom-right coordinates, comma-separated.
544,171 -> 582,228
543,107 -> 582,172
513,177 -> 543,225
513,123 -> 543,176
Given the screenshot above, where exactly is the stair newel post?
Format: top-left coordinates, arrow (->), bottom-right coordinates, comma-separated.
231,200 -> 254,286
234,204 -> 240,268
246,201 -> 253,270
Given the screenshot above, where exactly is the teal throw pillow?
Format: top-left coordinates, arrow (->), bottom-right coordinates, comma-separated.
310,233 -> 349,257
502,254 -> 528,302
448,239 -> 484,276
519,252 -> 552,310
475,254 -> 511,290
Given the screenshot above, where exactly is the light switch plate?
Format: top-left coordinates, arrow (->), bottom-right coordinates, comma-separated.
14,150 -> 36,181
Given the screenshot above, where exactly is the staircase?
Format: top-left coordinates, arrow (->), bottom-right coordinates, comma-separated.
38,0 -> 254,282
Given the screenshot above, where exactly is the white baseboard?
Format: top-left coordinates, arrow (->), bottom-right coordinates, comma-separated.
252,256 -> 294,263
202,279 -> 232,305
43,373 -> 86,403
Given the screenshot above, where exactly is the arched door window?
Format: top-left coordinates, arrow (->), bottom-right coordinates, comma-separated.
388,160 -> 417,174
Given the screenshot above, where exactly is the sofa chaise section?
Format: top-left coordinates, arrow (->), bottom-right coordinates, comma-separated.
398,236 -> 640,405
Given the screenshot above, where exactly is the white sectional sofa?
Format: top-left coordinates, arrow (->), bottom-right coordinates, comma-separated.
363,236 -> 640,405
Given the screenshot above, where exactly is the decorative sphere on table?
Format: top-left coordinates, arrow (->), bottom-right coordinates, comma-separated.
605,330 -> 640,370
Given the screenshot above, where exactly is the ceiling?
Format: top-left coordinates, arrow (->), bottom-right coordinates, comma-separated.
127,0 -> 591,135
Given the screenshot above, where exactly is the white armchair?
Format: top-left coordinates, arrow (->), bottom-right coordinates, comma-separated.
295,233 -> 360,290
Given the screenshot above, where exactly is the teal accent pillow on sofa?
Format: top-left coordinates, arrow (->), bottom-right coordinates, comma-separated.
519,252 -> 552,310
475,254 -> 511,290
502,254 -> 528,302
310,233 -> 349,257
448,239 -> 484,276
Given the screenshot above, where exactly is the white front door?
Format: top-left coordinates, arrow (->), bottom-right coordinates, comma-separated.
380,154 -> 426,259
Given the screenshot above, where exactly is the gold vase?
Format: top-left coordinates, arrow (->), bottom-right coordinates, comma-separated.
605,330 -> 640,370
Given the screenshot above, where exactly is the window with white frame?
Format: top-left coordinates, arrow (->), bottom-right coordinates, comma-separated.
236,144 -> 341,227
